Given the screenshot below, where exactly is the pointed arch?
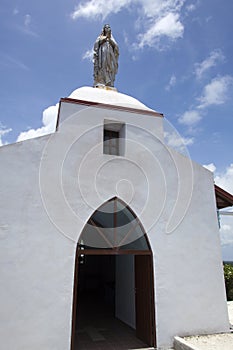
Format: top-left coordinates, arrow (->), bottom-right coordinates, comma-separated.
78,196 -> 152,254
70,197 -> 156,350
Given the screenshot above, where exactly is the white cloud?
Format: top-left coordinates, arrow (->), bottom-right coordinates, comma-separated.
0,127 -> 12,146
198,75 -> 233,109
71,0 -> 186,20
220,215 -> 233,261
179,74 -> 233,130
166,74 -> 176,91
14,13 -> 39,38
203,163 -> 216,173
203,162 -> 233,195
71,0 -> 186,50
221,224 -> 231,232
186,4 -> 196,12
217,168 -> 233,260
134,0 -> 185,19
220,219 -> 233,245
164,130 -> 194,154
71,0 -> 130,20
24,14 -> 31,27
137,12 -> 183,48
82,49 -> 93,61
17,104 -> 58,142
178,109 -> 202,126
195,49 -> 225,79
203,163 -> 233,260
215,163 -> 233,195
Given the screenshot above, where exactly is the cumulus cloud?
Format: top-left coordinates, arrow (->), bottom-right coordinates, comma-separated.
137,13 -> 184,48
180,75 -> 233,129
186,4 -> 197,13
179,50 -> 231,130
215,164 -> 233,260
71,0 -> 186,50
220,217 -> 233,260
164,130 -> 193,154
71,0 -> 130,20
203,163 -> 233,196
203,163 -> 216,173
17,104 -> 58,142
220,218 -> 233,245
203,163 -> 233,260
215,163 -> 233,195
198,75 -> 233,109
195,49 -> 225,79
0,126 -> 12,146
178,109 -> 202,126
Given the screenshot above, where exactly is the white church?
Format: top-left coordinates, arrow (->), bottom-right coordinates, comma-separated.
0,26 -> 233,350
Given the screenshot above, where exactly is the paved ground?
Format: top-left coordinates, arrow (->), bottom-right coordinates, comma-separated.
179,301 -> 233,350
228,301 -> 233,327
183,333 -> 233,350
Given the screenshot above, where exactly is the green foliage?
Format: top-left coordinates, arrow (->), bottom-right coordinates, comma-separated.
224,263 -> 233,301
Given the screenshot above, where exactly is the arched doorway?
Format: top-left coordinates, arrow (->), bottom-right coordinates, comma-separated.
71,197 -> 156,349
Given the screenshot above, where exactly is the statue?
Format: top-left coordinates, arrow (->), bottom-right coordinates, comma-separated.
93,24 -> 119,88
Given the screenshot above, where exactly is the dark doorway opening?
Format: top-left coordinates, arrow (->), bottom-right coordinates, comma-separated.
71,252 -> 155,350
71,198 -> 156,349
75,255 -> 116,338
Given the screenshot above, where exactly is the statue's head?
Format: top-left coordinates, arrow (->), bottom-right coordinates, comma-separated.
102,24 -> 111,37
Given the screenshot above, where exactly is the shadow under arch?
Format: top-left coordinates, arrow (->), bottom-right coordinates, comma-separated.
78,196 -> 153,252
71,197 -> 156,349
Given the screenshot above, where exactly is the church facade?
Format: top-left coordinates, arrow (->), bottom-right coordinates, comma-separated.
0,86 -> 230,349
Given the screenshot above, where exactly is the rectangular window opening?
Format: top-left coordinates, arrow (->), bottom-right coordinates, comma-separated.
103,121 -> 125,156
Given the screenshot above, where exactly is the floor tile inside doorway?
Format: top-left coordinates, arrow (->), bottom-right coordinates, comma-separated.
74,315 -> 152,350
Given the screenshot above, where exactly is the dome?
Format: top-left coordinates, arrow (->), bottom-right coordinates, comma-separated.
68,86 -> 156,113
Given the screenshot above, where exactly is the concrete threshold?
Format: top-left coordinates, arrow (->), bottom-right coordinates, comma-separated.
174,332 -> 233,350
174,336 -> 199,350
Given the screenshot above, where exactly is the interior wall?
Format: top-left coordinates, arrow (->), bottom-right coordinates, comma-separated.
115,255 -> 135,329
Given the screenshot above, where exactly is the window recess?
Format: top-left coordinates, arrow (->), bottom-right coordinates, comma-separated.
103,120 -> 125,156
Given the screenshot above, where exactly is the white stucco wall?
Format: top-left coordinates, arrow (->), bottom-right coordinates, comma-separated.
0,137 -> 75,350
149,152 -> 230,347
0,93 -> 230,349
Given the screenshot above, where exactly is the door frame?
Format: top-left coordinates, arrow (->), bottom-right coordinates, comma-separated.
70,246 -> 156,349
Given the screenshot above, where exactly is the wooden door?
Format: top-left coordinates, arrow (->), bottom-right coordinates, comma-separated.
135,255 -> 155,347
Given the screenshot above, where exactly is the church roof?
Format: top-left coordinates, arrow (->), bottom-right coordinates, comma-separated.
66,86 -> 163,117
215,184 -> 233,209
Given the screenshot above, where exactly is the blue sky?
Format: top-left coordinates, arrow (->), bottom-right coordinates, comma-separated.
0,0 -> 233,259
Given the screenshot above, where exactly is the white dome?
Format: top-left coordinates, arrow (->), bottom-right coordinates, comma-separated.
68,86 -> 155,112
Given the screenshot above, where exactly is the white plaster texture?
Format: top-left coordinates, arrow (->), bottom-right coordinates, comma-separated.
150,155 -> 230,347
69,86 -> 156,112
0,137 -> 75,350
0,87 -> 230,349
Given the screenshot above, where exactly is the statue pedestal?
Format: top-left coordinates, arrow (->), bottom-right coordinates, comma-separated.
94,84 -> 117,92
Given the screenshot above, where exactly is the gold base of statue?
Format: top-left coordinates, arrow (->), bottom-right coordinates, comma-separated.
94,84 -> 117,92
